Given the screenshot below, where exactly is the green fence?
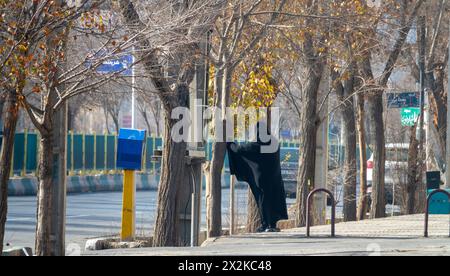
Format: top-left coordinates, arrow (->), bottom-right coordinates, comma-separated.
2,131 -> 302,176
2,132 -> 165,176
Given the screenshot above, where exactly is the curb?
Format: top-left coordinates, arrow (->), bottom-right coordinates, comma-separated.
8,173 -> 160,197
2,247 -> 33,256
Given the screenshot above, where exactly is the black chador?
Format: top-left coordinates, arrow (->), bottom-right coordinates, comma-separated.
227,128 -> 288,232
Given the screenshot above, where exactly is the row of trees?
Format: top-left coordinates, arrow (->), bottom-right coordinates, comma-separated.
0,0 -> 184,255
0,0 -> 449,255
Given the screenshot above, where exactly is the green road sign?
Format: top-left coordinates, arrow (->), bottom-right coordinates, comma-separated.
401,108 -> 421,126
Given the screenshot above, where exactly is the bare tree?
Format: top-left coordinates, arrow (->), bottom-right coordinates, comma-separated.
293,0 -> 329,227
206,0 -> 287,238
402,0 -> 449,176
117,0 -> 227,246
89,83 -> 128,134
136,89 -> 162,136
332,62 -> 358,222
9,1 -> 145,255
356,90 -> 368,220
358,0 -> 424,218
0,0 -> 100,254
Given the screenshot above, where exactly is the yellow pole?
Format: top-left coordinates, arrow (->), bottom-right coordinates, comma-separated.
121,170 -> 135,241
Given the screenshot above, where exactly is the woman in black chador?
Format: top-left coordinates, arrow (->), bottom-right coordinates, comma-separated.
227,123 -> 288,232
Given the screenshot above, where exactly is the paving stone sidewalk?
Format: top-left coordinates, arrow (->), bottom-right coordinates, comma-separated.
84,215 -> 450,256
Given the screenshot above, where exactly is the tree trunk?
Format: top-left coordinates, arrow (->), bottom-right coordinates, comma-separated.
34,87 -> 68,256
67,103 -> 76,131
35,131 -> 55,256
295,66 -> 322,227
0,91 -> 19,254
334,68 -> 357,222
359,50 -> 386,219
0,96 -> 5,123
111,113 -> 119,134
203,162 -> 213,236
246,189 -> 261,233
155,118 -> 161,138
428,67 -> 447,166
208,141 -> 226,237
207,67 -> 231,238
356,93 -> 368,220
153,104 -> 188,246
142,110 -> 152,134
405,124 -> 419,215
103,101 -> 111,134
342,105 -> 357,221
355,0 -> 424,219
367,93 -> 386,219
340,96 -> 357,222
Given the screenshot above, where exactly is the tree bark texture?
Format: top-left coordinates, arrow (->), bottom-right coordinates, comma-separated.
0,91 -> 19,254
356,93 -> 368,220
295,64 -> 323,227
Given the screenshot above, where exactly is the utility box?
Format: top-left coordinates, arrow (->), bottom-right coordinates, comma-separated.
427,189 -> 450,215
117,128 -> 147,171
426,171 -> 441,190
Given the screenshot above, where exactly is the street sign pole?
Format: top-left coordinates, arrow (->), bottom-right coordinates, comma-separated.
417,16 -> 426,147
117,129 -> 147,242
124,48 -> 137,241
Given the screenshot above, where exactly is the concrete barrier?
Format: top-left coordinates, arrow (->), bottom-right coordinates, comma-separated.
2,247 -> 33,256
8,173 -> 160,197
8,167 -> 294,197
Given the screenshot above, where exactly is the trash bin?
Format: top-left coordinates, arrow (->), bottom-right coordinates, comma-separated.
116,128 -> 147,171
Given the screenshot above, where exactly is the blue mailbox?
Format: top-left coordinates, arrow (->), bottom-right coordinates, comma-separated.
427,189 -> 450,215
117,128 -> 147,171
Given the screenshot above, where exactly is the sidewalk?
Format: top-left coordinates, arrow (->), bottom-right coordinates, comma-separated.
84,214 -> 450,256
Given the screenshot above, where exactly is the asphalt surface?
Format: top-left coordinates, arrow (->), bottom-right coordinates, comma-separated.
4,188 -> 275,253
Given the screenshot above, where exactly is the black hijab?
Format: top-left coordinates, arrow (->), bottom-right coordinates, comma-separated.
227,123 -> 288,228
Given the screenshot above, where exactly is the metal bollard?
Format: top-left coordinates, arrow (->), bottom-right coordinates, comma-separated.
306,188 -> 336,238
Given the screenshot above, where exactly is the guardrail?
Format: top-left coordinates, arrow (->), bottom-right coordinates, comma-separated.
306,188 -> 336,238
424,189 -> 450,238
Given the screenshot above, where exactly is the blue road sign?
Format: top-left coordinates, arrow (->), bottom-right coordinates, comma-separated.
281,130 -> 292,140
86,50 -> 133,76
387,92 -> 420,108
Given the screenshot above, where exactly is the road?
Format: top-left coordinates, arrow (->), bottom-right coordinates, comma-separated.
5,188 -> 292,253
5,187 -> 402,254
